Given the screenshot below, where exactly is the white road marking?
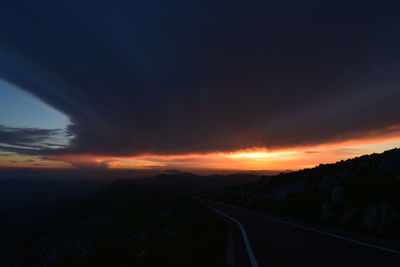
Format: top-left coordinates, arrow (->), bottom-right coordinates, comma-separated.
198,200 -> 260,267
208,199 -> 400,255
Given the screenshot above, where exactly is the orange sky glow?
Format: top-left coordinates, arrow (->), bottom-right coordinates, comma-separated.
1,133 -> 399,172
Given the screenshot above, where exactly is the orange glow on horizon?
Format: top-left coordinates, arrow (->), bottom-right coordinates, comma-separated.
40,138 -> 400,172
1,129 -> 400,171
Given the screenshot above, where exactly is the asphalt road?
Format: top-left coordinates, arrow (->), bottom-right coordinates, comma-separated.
199,199 -> 400,267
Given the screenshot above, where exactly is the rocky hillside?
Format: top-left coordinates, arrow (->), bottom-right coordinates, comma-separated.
209,148 -> 400,241
0,181 -> 227,266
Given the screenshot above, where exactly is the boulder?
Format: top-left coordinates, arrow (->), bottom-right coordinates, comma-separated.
330,186 -> 346,206
273,179 -> 312,201
318,169 -> 353,191
320,202 -> 337,220
318,174 -> 338,191
361,206 -> 378,229
340,205 -> 361,224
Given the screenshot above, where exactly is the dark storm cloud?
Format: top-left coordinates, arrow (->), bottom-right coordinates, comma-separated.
0,1 -> 399,156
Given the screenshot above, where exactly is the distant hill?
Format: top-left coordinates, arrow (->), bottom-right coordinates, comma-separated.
208,148 -> 400,241
0,178 -> 107,209
130,172 -> 259,193
0,170 -> 260,209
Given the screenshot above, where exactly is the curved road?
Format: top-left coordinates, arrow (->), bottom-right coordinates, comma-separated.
199,199 -> 400,267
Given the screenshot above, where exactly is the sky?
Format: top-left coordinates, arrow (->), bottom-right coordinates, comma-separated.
0,79 -> 69,129
0,1 -> 399,172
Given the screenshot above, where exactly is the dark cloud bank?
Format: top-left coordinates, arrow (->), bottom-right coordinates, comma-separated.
0,1 -> 399,156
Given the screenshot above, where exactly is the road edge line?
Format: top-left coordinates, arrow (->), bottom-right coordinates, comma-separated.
198,200 -> 260,267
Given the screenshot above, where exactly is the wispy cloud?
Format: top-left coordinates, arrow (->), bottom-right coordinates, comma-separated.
0,125 -> 70,154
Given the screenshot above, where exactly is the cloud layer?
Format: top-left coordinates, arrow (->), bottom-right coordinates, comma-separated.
0,125 -> 69,154
0,1 -> 399,156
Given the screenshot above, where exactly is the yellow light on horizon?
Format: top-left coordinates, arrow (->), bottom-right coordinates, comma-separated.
224,150 -> 297,160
